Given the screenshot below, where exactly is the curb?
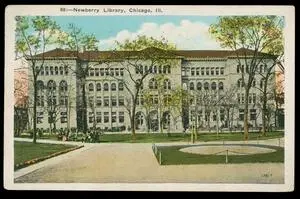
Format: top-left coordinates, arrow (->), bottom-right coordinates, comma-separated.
14,145 -> 84,170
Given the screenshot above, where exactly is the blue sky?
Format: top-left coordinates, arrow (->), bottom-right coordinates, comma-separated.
51,16 -> 222,50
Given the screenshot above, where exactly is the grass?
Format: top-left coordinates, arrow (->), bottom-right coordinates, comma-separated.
14,141 -> 76,170
154,144 -> 284,165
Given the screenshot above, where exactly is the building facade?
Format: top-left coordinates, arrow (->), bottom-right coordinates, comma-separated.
27,48 -> 276,132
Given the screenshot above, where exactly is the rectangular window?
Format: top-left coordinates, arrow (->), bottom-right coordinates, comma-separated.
201,67 -> 205,75
110,68 -> 114,76
61,112 -> 67,123
211,67 -> 214,75
119,112 -> 124,123
239,109 -> 244,121
104,112 -> 109,123
206,67 -> 209,75
40,68 -> 44,75
220,67 -> 224,75
250,109 -> 256,120
90,69 -> 94,76
100,68 -> 104,76
88,96 -> 94,106
88,112 -> 94,123
112,112 -> 117,123
249,94 -> 252,104
253,93 -> 256,104
237,93 -> 241,104
96,112 -> 101,123
215,67 -> 219,75
237,64 -> 240,73
196,67 -> 200,76
115,68 -> 119,76
120,68 -> 124,76
105,68 -> 109,76
191,67 -> 195,76
241,93 -> 245,104
104,96 -> 109,107
205,111 -> 210,122
119,97 -> 124,106
154,95 -> 158,105
37,112 -> 43,124
111,96 -> 117,106
213,113 -> 217,121
96,96 -> 102,107
95,68 -> 99,76
220,109 -> 225,121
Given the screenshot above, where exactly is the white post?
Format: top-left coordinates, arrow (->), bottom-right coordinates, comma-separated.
159,151 -> 162,165
225,150 -> 228,164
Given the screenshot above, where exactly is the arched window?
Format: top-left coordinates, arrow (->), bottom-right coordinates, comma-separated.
219,82 -> 224,90
104,83 -> 109,91
37,80 -> 44,91
204,82 -> 209,90
189,82 -> 194,90
47,80 -> 56,91
197,82 -> 202,91
167,65 -> 171,74
59,80 -> 68,92
211,82 -> 217,90
96,83 -> 101,91
163,79 -> 171,90
149,78 -> 157,89
153,65 -> 157,73
88,83 -> 94,91
118,82 -> 124,91
237,79 -> 244,88
111,83 -> 117,91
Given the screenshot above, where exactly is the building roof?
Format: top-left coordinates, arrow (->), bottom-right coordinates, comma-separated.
33,47 -> 273,60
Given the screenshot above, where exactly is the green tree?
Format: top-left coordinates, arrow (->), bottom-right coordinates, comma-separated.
57,23 -> 99,134
15,16 -> 60,143
103,35 -> 176,139
209,16 -> 283,140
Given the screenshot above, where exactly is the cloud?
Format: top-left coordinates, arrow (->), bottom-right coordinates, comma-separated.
100,20 -> 224,50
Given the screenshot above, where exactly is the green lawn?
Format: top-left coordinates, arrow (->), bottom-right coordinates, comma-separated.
154,144 -> 284,165
14,141 -> 76,170
99,131 -> 284,143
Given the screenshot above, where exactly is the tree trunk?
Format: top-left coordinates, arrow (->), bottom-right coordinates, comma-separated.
82,83 -> 87,134
244,89 -> 250,140
33,76 -> 37,143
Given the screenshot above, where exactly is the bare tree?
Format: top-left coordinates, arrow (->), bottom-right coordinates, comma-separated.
102,35 -> 176,139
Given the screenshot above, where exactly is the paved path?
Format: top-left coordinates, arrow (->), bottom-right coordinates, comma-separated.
14,138 -> 284,184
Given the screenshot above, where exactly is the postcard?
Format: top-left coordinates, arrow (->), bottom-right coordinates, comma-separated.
4,5 -> 294,191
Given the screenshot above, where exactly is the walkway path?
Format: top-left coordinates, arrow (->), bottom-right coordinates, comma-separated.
14,137 -> 284,184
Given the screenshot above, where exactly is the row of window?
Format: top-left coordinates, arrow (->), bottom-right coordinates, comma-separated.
88,68 -> 124,77
88,111 -> 125,123
189,67 -> 224,76
239,109 -> 257,121
136,94 -> 171,106
148,78 -> 171,90
37,111 -> 67,124
190,110 -> 225,122
237,78 -> 266,88
237,64 -> 268,74
189,81 -> 224,91
135,65 -> 171,75
37,95 -> 68,107
237,93 -> 257,104
88,96 -> 125,107
37,80 -> 68,92
39,66 -> 69,76
88,82 -> 124,92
